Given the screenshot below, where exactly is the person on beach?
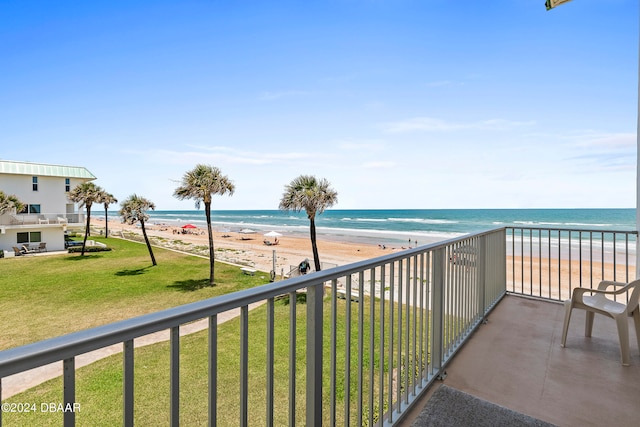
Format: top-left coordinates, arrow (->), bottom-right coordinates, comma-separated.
299,258 -> 310,275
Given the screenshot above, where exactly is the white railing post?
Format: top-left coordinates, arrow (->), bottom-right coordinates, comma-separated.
306,282 -> 323,426
431,248 -> 445,377
63,357 -> 75,427
478,235 -> 487,317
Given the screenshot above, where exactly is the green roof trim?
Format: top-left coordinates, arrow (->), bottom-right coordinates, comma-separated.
0,160 -> 96,180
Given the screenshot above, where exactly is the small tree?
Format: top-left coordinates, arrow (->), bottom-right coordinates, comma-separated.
173,164 -> 235,286
68,182 -> 103,256
279,175 -> 338,272
0,190 -> 25,216
97,191 -> 117,238
119,194 -> 157,266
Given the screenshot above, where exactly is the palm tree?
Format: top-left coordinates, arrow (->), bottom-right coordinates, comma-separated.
0,190 -> 25,216
279,175 -> 338,272
68,182 -> 103,256
173,164 -> 235,286
119,194 -> 157,266
97,191 -> 117,238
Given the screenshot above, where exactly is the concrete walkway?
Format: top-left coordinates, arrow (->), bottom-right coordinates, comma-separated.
2,301 -> 265,399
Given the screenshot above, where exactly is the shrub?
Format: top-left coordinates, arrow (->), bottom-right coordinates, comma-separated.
68,246 -> 112,253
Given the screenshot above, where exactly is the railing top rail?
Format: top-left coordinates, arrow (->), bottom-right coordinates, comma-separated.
0,227 -> 506,377
506,226 -> 637,235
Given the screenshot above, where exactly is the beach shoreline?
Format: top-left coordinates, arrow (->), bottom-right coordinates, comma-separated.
90,218 -> 399,275
90,218 -> 632,298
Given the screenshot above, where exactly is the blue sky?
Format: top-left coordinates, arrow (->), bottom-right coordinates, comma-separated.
1,0 -> 637,210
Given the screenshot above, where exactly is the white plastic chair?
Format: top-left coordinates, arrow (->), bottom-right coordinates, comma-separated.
561,279 -> 640,366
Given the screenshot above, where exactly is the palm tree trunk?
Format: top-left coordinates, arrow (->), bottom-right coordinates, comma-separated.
81,207 -> 91,256
205,201 -> 215,286
104,206 -> 109,238
309,217 -> 321,271
140,220 -> 157,266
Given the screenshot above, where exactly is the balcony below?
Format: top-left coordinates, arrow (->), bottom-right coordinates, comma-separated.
403,295 -> 640,427
0,212 -> 85,227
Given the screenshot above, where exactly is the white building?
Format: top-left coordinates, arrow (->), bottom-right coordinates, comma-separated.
0,160 -> 97,254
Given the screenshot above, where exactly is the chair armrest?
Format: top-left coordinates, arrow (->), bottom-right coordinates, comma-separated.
573,282 -> 635,300
597,280 -> 630,291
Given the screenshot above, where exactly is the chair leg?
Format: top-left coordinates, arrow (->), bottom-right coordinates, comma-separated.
633,308 -> 640,356
561,300 -> 573,347
584,311 -> 595,337
615,315 -> 630,366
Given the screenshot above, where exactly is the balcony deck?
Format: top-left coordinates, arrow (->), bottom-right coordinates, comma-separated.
403,294 -> 640,427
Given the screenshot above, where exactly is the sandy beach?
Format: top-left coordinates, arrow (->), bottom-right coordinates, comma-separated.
91,218 -> 393,276
91,217 -> 631,298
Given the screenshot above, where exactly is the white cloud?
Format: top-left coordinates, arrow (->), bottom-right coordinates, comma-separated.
383,117 -> 455,132
361,161 -> 396,169
338,139 -> 386,151
478,119 -> 536,130
124,145 -> 318,168
382,117 -> 536,133
570,132 -> 636,150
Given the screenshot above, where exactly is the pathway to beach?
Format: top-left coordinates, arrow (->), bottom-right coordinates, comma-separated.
2,301 -> 265,399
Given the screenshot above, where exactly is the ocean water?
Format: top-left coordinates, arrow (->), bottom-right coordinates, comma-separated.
101,208 -> 636,247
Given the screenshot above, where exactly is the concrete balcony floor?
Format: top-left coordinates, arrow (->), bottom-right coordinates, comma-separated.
403,295 -> 640,427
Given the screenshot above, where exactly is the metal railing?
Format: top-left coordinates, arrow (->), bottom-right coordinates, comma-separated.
506,227 -> 638,302
0,213 -> 85,226
0,228 -> 507,426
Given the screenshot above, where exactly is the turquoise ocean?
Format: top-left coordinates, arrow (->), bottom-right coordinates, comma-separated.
102,208 -> 636,247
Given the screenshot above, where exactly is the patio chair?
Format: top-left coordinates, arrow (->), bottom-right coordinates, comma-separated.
561,279 -> 640,366
22,244 -> 37,254
12,246 -> 24,256
37,242 -> 47,252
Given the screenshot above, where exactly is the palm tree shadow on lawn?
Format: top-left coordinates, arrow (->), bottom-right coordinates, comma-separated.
65,254 -> 103,261
115,266 -> 154,276
167,278 -> 212,292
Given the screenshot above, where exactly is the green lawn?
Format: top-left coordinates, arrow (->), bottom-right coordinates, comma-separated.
1,238 -> 432,425
4,295 -> 407,426
0,237 -> 269,350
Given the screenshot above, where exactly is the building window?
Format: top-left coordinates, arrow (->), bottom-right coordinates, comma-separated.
65,178 -> 70,192
18,204 -> 41,214
17,232 -> 41,244
32,176 -> 38,191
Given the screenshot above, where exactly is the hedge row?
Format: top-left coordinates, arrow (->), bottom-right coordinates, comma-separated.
68,246 -> 112,253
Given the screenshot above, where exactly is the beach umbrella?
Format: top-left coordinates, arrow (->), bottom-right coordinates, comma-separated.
264,231 -> 282,244
182,224 -> 197,229
239,228 -> 256,234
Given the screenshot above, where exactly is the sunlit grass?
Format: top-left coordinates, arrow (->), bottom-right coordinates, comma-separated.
3,290 -> 434,426
1,238 -> 442,425
0,237 -> 269,350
